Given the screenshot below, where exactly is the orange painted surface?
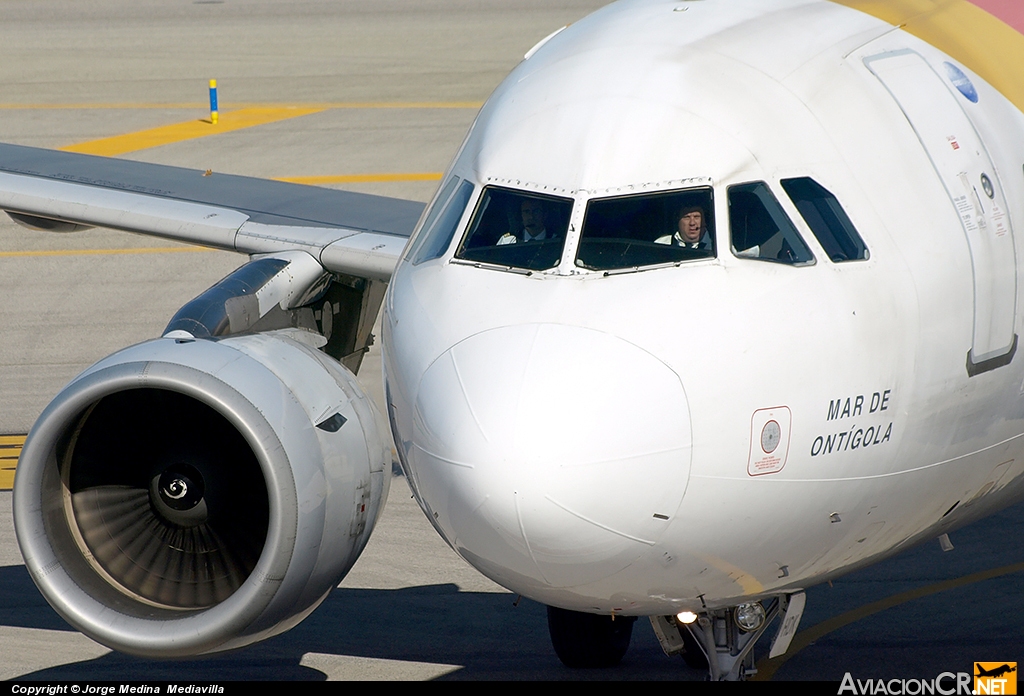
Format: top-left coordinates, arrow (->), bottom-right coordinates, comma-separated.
832,0 -> 1024,113
967,0 -> 1024,34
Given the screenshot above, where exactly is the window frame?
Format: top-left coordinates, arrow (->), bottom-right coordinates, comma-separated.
453,185 -> 574,273
573,185 -> 718,273
727,181 -> 816,267
408,178 -> 476,266
780,177 -> 869,263
404,176 -> 460,263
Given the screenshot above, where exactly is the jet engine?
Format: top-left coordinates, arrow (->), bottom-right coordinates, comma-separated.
13,330 -> 391,657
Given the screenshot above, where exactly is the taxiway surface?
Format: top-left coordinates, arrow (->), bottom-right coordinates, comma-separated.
1,0 -> 1020,682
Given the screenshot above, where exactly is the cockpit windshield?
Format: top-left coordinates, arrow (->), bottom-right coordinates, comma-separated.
406,177 -> 475,265
455,187 -> 573,272
575,187 -> 715,271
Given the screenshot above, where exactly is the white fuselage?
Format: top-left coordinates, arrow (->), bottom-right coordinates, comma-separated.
382,0 -> 1024,615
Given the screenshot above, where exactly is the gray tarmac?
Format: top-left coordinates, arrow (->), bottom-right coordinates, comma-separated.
0,0 -> 1021,682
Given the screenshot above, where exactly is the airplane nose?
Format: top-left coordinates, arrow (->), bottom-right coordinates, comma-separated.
409,323 -> 691,594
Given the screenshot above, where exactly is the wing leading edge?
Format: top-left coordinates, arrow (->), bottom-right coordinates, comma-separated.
0,143 -> 425,281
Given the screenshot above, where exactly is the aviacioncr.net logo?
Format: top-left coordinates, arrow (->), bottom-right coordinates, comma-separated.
974,663 -> 1017,695
839,672 -> 973,695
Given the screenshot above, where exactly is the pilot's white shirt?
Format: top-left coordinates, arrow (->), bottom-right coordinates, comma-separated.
497,227 -> 548,245
655,231 -> 709,249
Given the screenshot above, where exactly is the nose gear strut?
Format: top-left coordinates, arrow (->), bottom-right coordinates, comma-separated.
650,593 -> 805,680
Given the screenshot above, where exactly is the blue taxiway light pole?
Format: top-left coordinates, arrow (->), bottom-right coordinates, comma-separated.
209,79 -> 218,125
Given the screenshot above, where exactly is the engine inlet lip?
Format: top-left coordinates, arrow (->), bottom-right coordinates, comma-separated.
13,350 -> 301,657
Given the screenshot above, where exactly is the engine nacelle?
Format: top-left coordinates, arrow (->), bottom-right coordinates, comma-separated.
13,330 -> 391,657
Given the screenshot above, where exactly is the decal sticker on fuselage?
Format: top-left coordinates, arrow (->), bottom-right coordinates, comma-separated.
748,406 -> 792,476
944,61 -> 980,103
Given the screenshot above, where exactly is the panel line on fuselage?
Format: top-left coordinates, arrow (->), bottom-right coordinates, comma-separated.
543,495 -> 657,546
410,443 -> 475,469
690,427 -> 1024,482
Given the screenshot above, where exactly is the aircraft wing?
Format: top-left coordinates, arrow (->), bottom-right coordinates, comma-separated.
6,142 -> 428,655
0,142 -> 424,281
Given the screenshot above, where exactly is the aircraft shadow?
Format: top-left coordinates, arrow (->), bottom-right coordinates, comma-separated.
9,497 -> 1022,681
2,573 -> 698,681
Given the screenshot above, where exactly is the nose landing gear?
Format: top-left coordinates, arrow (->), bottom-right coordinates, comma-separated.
650,593 -> 806,680
546,606 -> 638,668
546,593 -> 805,676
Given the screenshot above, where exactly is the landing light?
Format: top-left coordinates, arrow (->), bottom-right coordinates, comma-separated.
734,602 -> 766,632
676,611 -> 698,624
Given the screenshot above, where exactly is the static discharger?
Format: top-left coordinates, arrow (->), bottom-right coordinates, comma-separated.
209,79 -> 218,125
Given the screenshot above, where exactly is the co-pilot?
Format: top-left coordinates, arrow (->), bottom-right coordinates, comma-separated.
498,198 -> 551,245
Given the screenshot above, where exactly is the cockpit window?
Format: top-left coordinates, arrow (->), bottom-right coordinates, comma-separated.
408,178 -> 475,266
575,187 -> 715,271
455,187 -> 572,271
781,177 -> 869,262
728,182 -> 814,265
405,176 -> 457,262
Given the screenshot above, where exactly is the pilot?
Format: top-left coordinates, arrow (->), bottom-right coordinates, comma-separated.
655,205 -> 711,250
497,198 -> 552,245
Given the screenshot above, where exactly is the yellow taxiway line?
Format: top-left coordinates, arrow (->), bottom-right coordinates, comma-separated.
2,101 -> 448,185
0,246 -> 217,259
753,560 -> 1024,680
277,172 -> 442,185
59,107 -> 326,157
0,434 -> 23,490
0,101 -> 482,110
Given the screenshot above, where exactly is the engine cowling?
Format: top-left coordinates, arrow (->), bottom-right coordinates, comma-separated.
13,330 -> 391,657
